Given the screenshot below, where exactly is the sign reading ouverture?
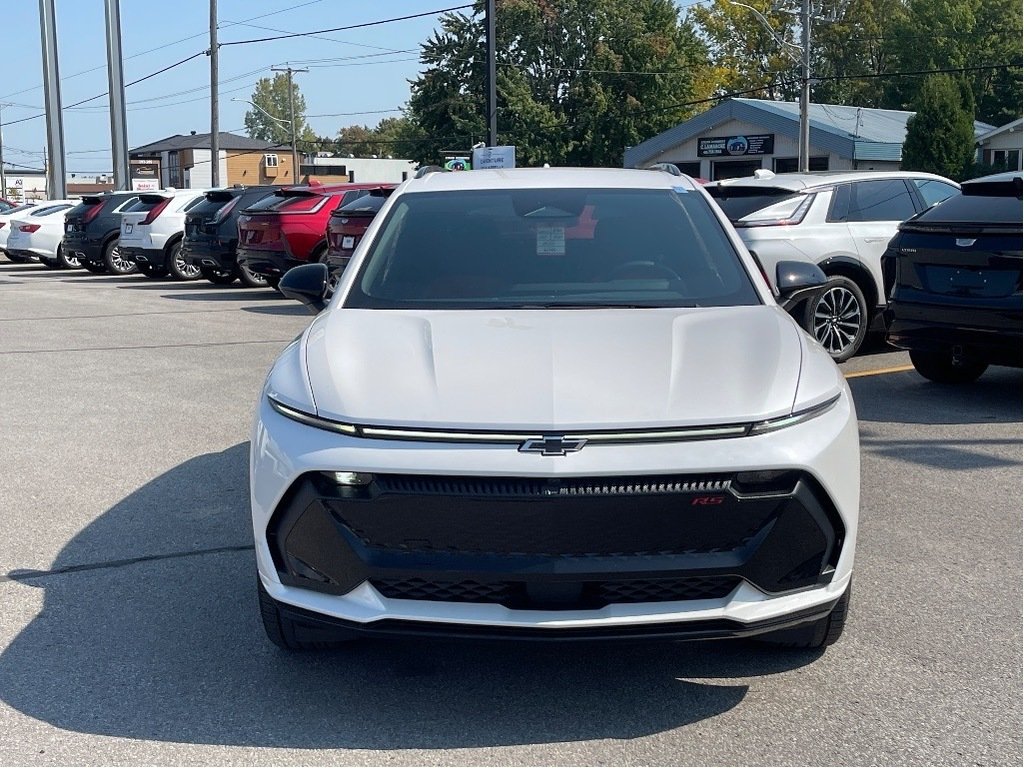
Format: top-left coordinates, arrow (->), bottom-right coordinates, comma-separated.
471,145 -> 516,170
697,134 -> 775,157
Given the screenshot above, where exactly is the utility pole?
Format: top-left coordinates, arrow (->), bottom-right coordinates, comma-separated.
271,65 -> 308,184
0,103 -> 7,199
799,0 -> 811,172
39,0 -> 66,200
485,0 -> 497,146
104,0 -> 129,190
209,0 -> 220,187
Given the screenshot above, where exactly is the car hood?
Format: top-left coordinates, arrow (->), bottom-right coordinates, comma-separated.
304,306 -> 806,430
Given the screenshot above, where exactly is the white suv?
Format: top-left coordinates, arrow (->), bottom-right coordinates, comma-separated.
118,188 -> 207,280
706,171 -> 959,361
251,167 -> 859,651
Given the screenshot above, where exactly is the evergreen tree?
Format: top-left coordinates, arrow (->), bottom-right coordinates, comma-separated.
901,74 -> 976,180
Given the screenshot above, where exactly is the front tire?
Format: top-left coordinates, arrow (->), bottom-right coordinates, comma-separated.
257,577 -> 355,651
104,240 -> 137,275
166,241 -> 200,281
759,585 -> 851,649
803,276 -> 869,363
56,245 -> 81,269
909,349 -> 988,384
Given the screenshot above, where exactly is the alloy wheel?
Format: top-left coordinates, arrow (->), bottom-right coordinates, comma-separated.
811,285 -> 862,356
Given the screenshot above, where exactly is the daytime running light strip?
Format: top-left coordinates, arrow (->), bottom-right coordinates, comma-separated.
268,394 -> 841,445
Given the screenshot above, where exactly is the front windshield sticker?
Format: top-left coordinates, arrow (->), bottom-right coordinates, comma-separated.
673,186 -> 690,194
536,224 -> 566,256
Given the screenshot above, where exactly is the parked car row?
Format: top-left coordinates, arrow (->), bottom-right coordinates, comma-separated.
0,181 -> 398,290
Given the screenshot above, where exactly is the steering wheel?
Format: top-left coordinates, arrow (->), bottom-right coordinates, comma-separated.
602,260 -> 683,282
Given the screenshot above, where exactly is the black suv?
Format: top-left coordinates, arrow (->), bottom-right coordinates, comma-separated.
181,185 -> 277,287
64,192 -> 140,275
883,171 -> 1022,383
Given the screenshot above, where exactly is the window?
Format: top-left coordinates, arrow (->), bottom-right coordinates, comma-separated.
706,186 -> 805,222
913,179 -> 959,208
847,179 -> 917,222
672,162 -> 701,178
264,154 -> 279,168
346,187 -> 761,310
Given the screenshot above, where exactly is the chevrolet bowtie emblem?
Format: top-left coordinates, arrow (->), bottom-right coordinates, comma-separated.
519,436 -> 587,456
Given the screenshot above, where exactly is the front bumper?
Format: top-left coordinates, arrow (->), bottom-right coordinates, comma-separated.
251,389 -> 859,638
237,247 -> 303,278
121,246 -> 167,270
885,297 -> 1023,367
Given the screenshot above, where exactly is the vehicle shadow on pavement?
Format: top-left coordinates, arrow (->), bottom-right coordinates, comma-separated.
849,367 -> 1022,425
0,443 -> 822,750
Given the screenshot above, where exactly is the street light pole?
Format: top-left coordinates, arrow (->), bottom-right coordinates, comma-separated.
798,0 -> 811,172
271,65 -> 308,184
485,0 -> 497,146
0,103 -> 6,198
210,0 -> 220,187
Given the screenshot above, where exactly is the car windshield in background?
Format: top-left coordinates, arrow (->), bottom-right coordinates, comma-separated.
245,191 -> 322,213
705,186 -> 802,222
346,187 -> 760,310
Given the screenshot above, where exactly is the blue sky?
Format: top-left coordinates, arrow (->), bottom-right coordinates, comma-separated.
1,0 -> 467,174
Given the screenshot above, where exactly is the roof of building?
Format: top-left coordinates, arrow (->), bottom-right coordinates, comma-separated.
130,132 -> 282,154
976,118 -> 1023,144
624,98 -> 996,167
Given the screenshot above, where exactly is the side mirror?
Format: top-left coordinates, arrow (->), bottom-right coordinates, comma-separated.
279,263 -> 330,314
775,260 -> 827,311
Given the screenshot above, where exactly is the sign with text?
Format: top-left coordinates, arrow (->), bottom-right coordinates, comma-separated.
697,134 -> 775,157
472,145 -> 516,170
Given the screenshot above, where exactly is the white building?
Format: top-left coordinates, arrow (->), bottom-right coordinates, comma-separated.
975,118 -> 1023,170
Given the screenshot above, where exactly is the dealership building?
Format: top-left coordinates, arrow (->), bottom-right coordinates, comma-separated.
624,98 -> 996,180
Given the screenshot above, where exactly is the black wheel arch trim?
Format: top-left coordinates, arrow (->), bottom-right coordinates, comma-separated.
816,255 -> 879,309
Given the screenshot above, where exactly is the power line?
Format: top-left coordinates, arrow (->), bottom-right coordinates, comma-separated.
220,5 -> 474,47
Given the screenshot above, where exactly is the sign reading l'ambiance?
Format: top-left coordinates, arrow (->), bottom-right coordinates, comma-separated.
697,134 -> 775,157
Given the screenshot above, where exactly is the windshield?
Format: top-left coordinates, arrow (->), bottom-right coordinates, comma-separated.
244,191 -> 323,213
345,188 -> 760,310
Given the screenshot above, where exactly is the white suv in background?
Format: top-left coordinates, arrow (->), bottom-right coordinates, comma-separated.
706,171 -> 959,361
118,188 -> 207,280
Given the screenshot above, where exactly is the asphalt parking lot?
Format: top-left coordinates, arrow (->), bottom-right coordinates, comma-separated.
1,261 -> 1021,766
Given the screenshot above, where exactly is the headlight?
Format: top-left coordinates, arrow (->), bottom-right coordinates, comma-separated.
267,395 -> 357,435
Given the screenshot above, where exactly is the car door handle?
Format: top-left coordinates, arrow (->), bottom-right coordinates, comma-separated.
862,237 -> 887,242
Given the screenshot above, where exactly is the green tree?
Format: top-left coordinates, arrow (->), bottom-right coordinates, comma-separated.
689,0 -> 800,102
244,74 -> 312,146
405,0 -> 707,167
901,74 -> 976,179
812,0 -> 908,107
883,0 -> 1022,124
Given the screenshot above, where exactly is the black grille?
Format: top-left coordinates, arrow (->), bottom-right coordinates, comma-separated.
374,474 -> 731,498
372,575 -> 740,609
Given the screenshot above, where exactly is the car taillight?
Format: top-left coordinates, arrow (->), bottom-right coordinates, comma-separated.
20,224 -> 40,233
82,204 -> 103,224
141,197 -> 172,225
212,196 -> 239,224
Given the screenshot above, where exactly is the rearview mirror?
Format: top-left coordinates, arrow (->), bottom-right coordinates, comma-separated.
775,261 -> 826,311
279,263 -> 330,314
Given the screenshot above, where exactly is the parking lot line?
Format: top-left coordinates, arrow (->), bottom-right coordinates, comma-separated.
844,364 -> 915,379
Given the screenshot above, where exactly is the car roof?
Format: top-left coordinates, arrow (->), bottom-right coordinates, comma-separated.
402,167 -> 700,193
706,170 -> 956,192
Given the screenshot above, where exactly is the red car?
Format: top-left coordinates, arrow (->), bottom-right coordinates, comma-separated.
236,182 -> 385,287
323,184 -> 396,279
